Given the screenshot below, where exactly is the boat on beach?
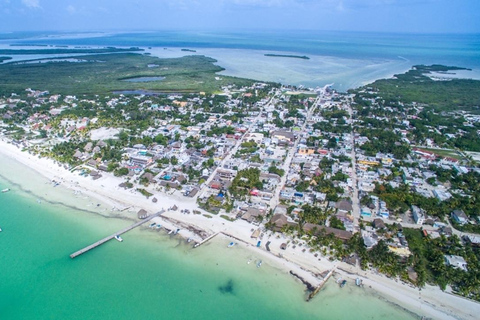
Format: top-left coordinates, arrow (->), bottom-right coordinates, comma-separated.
228,242 -> 236,248
340,280 -> 347,288
149,222 -> 156,228
114,235 -> 123,242
168,229 -> 174,235
187,237 -> 192,243
156,224 -> 162,229
356,278 -> 362,286
2,188 -> 10,193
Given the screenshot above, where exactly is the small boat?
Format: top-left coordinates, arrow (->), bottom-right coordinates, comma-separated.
168,229 -> 174,235
356,278 -> 362,286
228,242 -> 236,248
173,228 -> 180,235
156,224 -> 162,229
256,240 -> 261,247
2,188 -> 10,193
149,222 -> 156,228
114,235 -> 123,242
257,260 -> 262,268
247,259 -> 252,264
340,280 -> 347,288
0,227 -> 2,232
187,237 -> 192,243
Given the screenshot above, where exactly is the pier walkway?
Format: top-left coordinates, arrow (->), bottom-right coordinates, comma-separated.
70,211 -> 163,259
193,232 -> 219,248
307,266 -> 337,301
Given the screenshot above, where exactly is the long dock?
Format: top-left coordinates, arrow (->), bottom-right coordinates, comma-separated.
307,266 -> 337,301
193,232 -> 219,248
70,212 -> 162,259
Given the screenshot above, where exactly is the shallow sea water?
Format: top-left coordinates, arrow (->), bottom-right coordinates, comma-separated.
0,153 -> 416,319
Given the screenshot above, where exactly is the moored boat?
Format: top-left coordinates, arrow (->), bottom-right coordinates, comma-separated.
114,235 -> 123,242
156,224 -> 162,229
340,280 -> 347,288
2,188 -> 10,193
228,241 -> 236,248
187,237 -> 192,243
149,222 -> 156,228
257,260 -> 262,268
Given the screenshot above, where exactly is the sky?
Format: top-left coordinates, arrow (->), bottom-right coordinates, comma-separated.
0,0 -> 479,33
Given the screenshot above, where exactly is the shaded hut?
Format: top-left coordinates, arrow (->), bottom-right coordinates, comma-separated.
137,209 -> 148,219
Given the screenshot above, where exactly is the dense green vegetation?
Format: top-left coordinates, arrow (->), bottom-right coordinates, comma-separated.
353,65 -> 480,112
404,229 -> 480,299
229,168 -> 262,197
0,53 -> 255,95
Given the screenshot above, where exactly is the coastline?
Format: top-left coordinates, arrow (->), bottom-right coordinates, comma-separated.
1,138 -> 479,319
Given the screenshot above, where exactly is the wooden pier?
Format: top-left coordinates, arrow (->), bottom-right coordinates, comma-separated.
193,232 -> 219,248
307,266 -> 337,301
70,212 -> 162,259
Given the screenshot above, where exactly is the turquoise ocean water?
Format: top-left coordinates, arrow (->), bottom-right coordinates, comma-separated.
0,153 -> 416,319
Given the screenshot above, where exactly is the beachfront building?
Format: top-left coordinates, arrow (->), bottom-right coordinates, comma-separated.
444,255 -> 468,271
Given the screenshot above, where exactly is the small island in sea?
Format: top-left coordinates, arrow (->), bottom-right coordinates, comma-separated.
264,53 -> 310,60
181,48 -> 197,52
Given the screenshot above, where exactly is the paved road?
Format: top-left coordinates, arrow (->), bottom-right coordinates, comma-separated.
269,95 -> 322,210
347,101 -> 360,232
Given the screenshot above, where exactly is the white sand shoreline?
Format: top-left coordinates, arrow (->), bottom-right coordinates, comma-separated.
1,138 -> 479,319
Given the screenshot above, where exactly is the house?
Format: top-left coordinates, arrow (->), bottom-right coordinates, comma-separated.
303,223 -> 353,241
336,199 -> 353,212
451,209 -> 468,225
411,205 -> 425,225
372,218 -> 386,229
269,214 -> 296,232
271,130 -> 295,143
463,235 -> 480,247
444,255 -> 468,271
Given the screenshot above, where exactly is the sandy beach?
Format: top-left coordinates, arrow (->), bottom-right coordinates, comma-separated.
1,138 -> 479,320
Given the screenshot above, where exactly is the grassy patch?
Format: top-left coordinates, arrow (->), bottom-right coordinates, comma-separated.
0,53 -> 256,95
416,147 -> 463,160
203,214 -> 213,219
136,188 -> 153,198
220,215 -> 235,222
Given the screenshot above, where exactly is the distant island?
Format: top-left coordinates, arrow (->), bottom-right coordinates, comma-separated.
181,49 -> 197,52
264,54 -> 310,60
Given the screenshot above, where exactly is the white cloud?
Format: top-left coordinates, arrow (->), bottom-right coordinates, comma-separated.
66,5 -> 76,14
22,0 -> 40,9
